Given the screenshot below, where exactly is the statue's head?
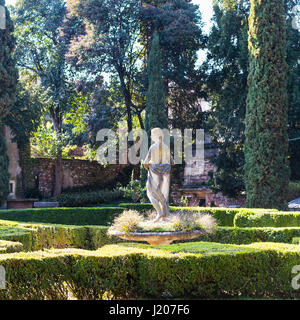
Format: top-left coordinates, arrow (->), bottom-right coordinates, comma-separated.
151,128 -> 164,143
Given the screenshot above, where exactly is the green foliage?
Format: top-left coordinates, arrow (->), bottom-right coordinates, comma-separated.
1,242 -> 300,299
0,222 -> 123,251
0,207 -> 123,226
145,31 -> 168,134
287,181 -> 300,201
0,128 -> 10,205
5,75 -> 44,146
205,0 -> 249,197
0,1 -> 18,119
119,203 -> 278,226
57,189 -> 125,207
234,211 -> 300,228
0,240 -> 23,254
31,121 -> 78,159
207,0 -> 300,196
245,0 -> 290,209
119,180 -> 148,203
201,226 -> 300,245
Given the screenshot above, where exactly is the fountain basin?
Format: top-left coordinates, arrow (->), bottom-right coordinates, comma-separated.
108,229 -> 205,245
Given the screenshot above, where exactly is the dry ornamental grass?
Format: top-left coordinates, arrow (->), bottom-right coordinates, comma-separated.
109,210 -> 218,235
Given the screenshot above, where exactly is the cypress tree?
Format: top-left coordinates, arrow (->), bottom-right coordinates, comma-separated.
244,0 -> 290,209
0,0 -> 17,119
142,31 -> 168,184
0,128 -> 9,204
0,0 -> 18,204
145,31 -> 168,134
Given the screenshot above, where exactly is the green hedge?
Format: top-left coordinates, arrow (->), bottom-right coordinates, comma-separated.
0,240 -> 23,254
0,223 -> 124,251
0,242 -> 300,299
234,211 -> 300,228
119,203 -> 278,227
200,226 -> 300,245
57,189 -> 125,207
0,207 -> 123,226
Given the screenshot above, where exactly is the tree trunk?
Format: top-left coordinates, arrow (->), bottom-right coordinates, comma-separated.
53,147 -> 63,196
50,107 -> 63,197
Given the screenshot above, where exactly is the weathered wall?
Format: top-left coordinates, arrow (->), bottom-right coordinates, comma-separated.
205,192 -> 246,208
31,158 -> 131,197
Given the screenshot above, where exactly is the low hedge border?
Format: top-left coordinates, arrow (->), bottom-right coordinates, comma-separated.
0,223 -> 124,251
0,240 -> 23,254
3,221 -> 300,251
0,242 -> 300,299
234,211 -> 300,228
0,207 -> 123,226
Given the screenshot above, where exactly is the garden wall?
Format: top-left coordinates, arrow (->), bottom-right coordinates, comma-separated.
31,158 -> 132,197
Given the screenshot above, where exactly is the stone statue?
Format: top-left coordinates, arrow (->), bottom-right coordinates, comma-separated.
143,128 -> 174,222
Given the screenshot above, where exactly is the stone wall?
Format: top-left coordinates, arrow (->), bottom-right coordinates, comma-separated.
205,192 -> 246,208
31,158 -> 131,197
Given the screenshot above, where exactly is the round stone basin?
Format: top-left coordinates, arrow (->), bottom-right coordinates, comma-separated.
108,229 -> 205,245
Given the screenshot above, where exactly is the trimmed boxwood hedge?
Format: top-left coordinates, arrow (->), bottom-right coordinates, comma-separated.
0,240 -> 23,254
0,207 -> 123,226
234,211 -> 300,228
0,223 -> 124,251
0,242 -> 300,299
3,222 -> 300,252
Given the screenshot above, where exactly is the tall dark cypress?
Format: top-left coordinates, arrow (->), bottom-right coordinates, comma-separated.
244,0 -> 290,209
145,31 -> 168,134
142,31 -> 168,184
0,128 -> 9,204
0,0 -> 17,204
0,0 -> 17,119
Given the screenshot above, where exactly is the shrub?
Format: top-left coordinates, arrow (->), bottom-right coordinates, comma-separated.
287,181 -> 300,202
0,221 -> 124,251
0,207 -> 123,226
1,242 -> 300,299
119,180 -> 148,203
0,240 -> 23,254
234,211 -> 300,228
200,227 -> 300,245
57,189 -> 124,207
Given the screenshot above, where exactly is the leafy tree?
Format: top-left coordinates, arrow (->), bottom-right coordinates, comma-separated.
5,72 -> 44,196
204,0 -> 249,197
0,0 -> 18,204
141,0 -> 206,131
66,0 -> 205,134
12,0 -> 77,195
66,0 -> 144,132
245,0 -> 290,209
